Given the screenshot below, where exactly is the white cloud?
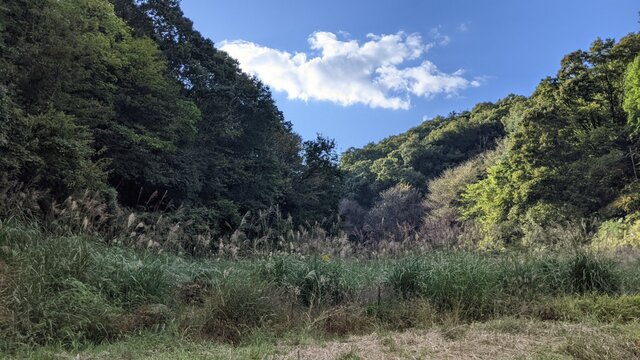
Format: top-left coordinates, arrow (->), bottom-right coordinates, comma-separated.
428,27 -> 450,46
220,31 -> 480,110
457,23 -> 469,32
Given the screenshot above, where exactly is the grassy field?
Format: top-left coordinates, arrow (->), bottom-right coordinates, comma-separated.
13,320 -> 640,359
2,219 -> 640,359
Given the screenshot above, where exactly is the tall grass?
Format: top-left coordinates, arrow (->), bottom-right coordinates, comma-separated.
259,255 -> 355,306
0,219 -> 194,349
1,217 -> 638,355
188,276 -> 285,344
386,251 -> 622,320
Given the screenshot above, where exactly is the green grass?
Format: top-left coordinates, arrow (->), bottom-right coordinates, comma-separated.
10,332 -> 283,360
385,251 -> 625,320
544,295 -> 640,322
2,218 -> 640,357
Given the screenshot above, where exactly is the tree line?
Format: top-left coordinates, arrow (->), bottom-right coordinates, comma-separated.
341,33 -> 640,249
2,0 -> 640,252
0,0 -> 341,238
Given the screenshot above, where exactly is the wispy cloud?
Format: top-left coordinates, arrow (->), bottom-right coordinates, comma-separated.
457,23 -> 469,32
221,31 -> 481,110
428,26 -> 451,46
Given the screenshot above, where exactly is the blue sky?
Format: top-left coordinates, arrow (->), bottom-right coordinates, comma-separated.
180,0 -> 638,151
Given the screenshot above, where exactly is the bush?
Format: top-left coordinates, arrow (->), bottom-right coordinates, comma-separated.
387,251 -> 622,321
422,150 -> 500,247
592,216 -> 640,251
25,279 -> 122,345
386,257 -> 424,299
21,111 -> 107,200
501,252 -> 620,298
3,253 -> 122,347
339,199 -> 367,242
420,253 -> 502,319
90,249 -> 172,308
364,183 -> 424,242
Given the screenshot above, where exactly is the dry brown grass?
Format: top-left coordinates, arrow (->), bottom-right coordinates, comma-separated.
280,321 -> 634,360
283,330 -> 544,359
15,320 -> 640,359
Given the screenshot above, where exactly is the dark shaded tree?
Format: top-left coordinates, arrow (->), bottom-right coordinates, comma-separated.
285,135 -> 343,225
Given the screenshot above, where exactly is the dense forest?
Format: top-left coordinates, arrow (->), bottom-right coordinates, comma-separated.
4,1 -> 640,357
0,0 -> 342,252
341,33 -> 640,251
3,0 -> 640,255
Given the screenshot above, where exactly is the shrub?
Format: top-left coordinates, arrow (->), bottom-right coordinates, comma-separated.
592,216 -> 640,251
387,251 -> 622,321
386,257 -> 424,299
364,183 -> 424,242
3,275 -> 121,348
422,150 -> 500,247
0,221 -> 177,348
498,255 -> 569,299
420,253 -> 502,319
338,199 -> 367,242
21,111 -> 107,200
90,249 -> 172,308
27,279 -> 122,345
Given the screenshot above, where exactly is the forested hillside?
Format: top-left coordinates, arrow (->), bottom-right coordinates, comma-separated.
3,0 -> 640,253
3,0 -> 640,254
341,33 -> 640,250
0,0 -> 341,245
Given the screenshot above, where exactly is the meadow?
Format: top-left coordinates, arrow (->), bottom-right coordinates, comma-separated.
2,218 -> 640,359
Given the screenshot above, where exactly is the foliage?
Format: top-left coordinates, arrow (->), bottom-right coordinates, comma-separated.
4,2 -> 640,355
549,295 -> 640,322
340,95 -> 523,207
363,183 -> 424,242
1,217 -> 640,354
191,276 -> 283,344
387,253 -> 502,319
386,251 -> 621,321
1,0 -> 201,203
0,0 -> 345,236
284,135 -> 344,226
592,215 -> 640,250
109,0 -> 305,220
460,35 -> 640,247
422,145 -> 504,246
